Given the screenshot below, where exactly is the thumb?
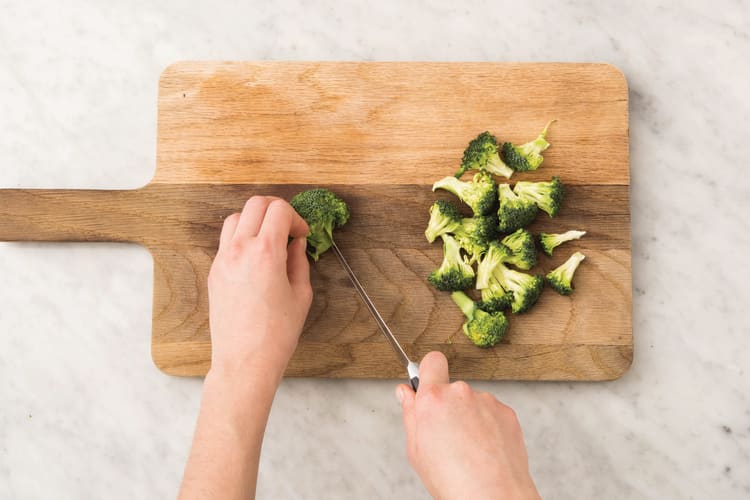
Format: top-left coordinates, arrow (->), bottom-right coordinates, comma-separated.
417,351 -> 449,385
396,384 -> 417,461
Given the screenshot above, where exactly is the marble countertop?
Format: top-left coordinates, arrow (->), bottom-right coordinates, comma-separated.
2,1 -> 748,498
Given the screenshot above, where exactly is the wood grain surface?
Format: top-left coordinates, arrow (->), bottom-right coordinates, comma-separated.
0,62 -> 631,380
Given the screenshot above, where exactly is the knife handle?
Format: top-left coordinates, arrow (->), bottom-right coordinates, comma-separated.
407,361 -> 420,392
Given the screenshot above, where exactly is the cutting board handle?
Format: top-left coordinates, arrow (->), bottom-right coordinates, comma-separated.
0,188 -> 143,243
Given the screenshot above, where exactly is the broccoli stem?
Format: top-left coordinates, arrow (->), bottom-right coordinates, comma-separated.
450,291 -> 476,318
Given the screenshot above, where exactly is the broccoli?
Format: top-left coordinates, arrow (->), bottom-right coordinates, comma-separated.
500,120 -> 556,172
478,276 -> 514,313
450,291 -> 508,348
500,228 -> 537,270
492,262 -> 544,314
424,199 -> 462,243
290,188 -> 350,261
455,131 -> 514,179
513,176 -> 564,217
475,241 -> 510,289
538,230 -> 587,256
546,251 -> 586,295
497,183 -> 539,233
428,234 -> 475,291
453,214 -> 498,263
432,171 -> 498,216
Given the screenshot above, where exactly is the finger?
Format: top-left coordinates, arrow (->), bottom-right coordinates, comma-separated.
418,351 -> 449,385
287,237 -> 311,288
396,384 -> 417,460
218,213 -> 241,250
259,199 -> 310,247
234,196 -> 274,240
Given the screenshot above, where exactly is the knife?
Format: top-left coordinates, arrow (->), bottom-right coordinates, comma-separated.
330,242 -> 420,391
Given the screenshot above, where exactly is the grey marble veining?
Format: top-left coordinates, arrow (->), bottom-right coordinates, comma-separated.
2,0 -> 749,498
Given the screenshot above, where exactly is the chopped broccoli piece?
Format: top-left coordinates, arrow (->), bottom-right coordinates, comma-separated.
492,262 -> 544,314
546,251 -> 586,295
455,131 -> 514,179
497,183 -> 539,233
450,291 -> 508,348
538,230 -> 587,256
500,120 -> 556,172
428,234 -> 475,291
424,199 -> 462,243
500,228 -> 537,270
432,171 -> 498,216
478,276 -> 514,313
475,241 -> 510,289
453,214 -> 498,264
290,188 -> 350,261
513,176 -> 564,217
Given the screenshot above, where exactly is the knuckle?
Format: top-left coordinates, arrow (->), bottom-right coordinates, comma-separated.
452,380 -> 472,396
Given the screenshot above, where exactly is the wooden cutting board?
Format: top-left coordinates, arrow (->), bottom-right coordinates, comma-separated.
0,62 -> 631,381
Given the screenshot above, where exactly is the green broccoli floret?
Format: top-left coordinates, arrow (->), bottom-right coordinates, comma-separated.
539,230 -> 587,256
546,251 -> 586,295
424,199 -> 462,243
455,131 -> 514,179
492,262 -> 544,314
513,176 -> 564,217
290,188 -> 350,261
433,171 -> 498,216
453,214 -> 498,263
475,241 -> 510,289
478,276 -> 514,313
500,120 -> 556,172
450,291 -> 508,348
497,183 -> 539,233
500,228 -> 537,270
427,234 -> 475,291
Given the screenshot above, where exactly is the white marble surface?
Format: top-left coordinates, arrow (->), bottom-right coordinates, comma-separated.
1,0 -> 749,498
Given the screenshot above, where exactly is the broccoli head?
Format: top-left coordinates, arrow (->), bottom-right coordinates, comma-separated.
432,171 -> 498,216
497,183 -> 539,233
290,188 -> 350,261
424,199 -> 462,243
455,131 -> 514,179
453,214 -> 498,263
500,228 -> 537,270
539,230 -> 587,256
500,120 -> 556,172
478,276 -> 514,313
450,291 -> 508,348
513,176 -> 564,217
546,251 -> 586,295
492,262 -> 544,314
427,234 -> 475,291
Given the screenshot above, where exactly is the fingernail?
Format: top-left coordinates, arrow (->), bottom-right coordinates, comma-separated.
395,386 -> 404,404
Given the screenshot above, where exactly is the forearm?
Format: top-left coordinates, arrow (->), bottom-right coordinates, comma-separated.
178,360 -> 284,500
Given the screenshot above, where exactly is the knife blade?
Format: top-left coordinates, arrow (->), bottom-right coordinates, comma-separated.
330,242 -> 419,391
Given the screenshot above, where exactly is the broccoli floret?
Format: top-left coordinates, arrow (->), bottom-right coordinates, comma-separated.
492,262 -> 544,314
539,230 -> 587,256
497,183 -> 539,233
546,251 -> 586,295
433,171 -> 498,216
427,234 -> 475,291
500,120 -> 556,172
450,291 -> 508,348
513,176 -> 564,217
424,199 -> 462,243
453,214 -> 498,263
290,188 -> 350,261
475,241 -> 510,289
500,228 -> 537,270
478,276 -> 514,313
455,131 -> 514,179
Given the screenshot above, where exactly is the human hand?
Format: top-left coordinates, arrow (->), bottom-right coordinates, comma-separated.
207,196 -> 312,379
396,352 -> 540,500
